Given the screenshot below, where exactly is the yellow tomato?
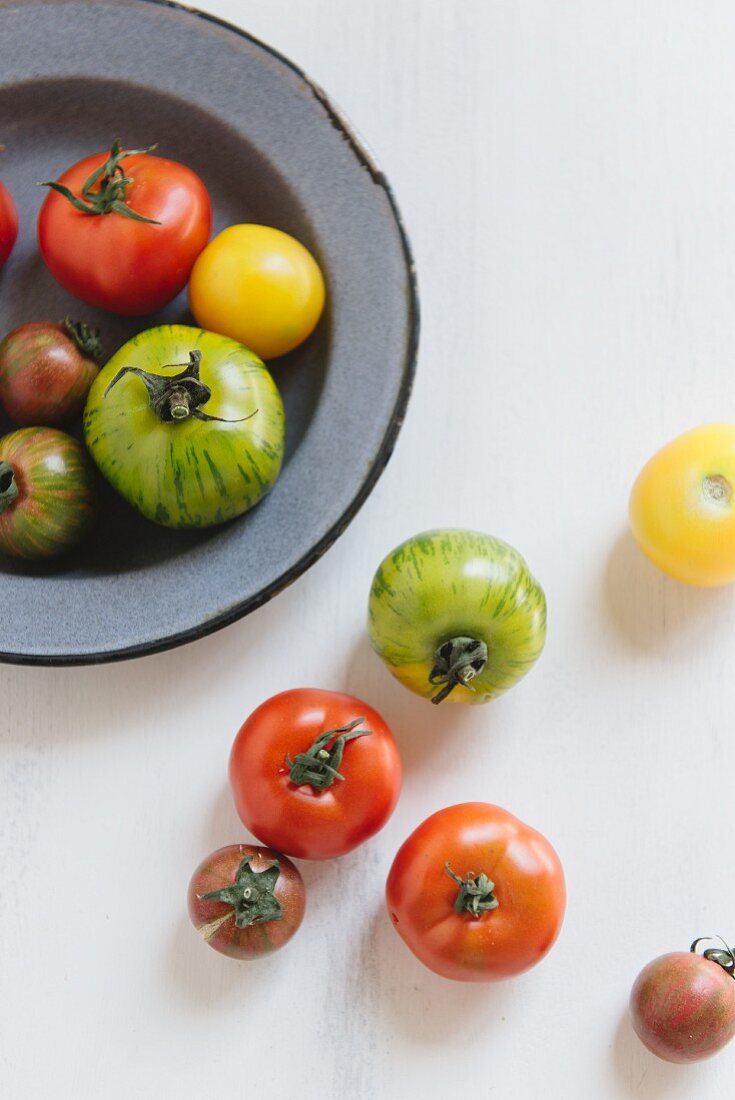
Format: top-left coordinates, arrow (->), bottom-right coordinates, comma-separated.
188,224 -> 325,360
629,423 -> 735,586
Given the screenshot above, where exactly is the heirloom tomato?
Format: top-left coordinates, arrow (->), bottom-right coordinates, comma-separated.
386,802 -> 565,982
83,325 -> 284,529
0,181 -> 18,269
229,688 -> 402,860
368,529 -> 546,704
630,424 -> 735,586
38,140 -> 211,315
0,427 -> 95,559
189,224 -> 325,359
630,939 -> 735,1063
0,320 -> 100,425
188,844 -> 305,960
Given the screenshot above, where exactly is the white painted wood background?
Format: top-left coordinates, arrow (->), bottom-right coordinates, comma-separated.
3,1 -> 735,1096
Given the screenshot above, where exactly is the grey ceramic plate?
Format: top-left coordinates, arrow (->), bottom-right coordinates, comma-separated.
0,0 -> 418,665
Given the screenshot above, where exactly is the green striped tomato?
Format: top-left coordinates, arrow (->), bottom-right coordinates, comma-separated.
83,325 -> 284,529
0,427 -> 95,559
368,529 -> 547,705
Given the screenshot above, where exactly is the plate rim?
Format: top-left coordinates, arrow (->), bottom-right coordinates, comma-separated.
0,0 -> 420,667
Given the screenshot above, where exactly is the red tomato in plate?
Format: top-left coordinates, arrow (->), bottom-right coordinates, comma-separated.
386,802 -> 566,982
630,940 -> 735,1063
187,844 -> 305,960
229,688 -> 402,860
38,140 -> 211,315
0,181 -> 19,268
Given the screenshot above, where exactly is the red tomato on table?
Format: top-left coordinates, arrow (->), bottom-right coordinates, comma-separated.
229,688 -> 402,860
0,181 -> 18,269
38,140 -> 211,315
386,802 -> 566,982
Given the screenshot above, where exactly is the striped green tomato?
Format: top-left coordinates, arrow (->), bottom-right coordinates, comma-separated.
368,529 -> 547,705
83,325 -> 284,529
0,427 -> 95,559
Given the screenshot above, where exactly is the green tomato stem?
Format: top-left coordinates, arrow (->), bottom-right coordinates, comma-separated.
691,937 -> 735,977
40,139 -> 160,224
0,461 -> 19,515
429,636 -> 488,704
199,855 -> 283,929
286,717 -> 372,790
445,863 -> 499,917
62,318 -> 103,362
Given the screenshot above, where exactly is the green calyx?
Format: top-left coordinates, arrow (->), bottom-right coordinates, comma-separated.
0,461 -> 19,515
40,139 -> 160,224
62,319 -> 103,362
199,855 -> 283,928
445,863 -> 499,918
429,636 -> 488,704
103,350 -> 254,425
691,937 -> 735,977
286,717 -> 372,790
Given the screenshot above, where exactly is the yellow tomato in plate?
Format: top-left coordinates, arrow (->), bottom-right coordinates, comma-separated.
188,224 -> 325,360
629,424 -> 735,586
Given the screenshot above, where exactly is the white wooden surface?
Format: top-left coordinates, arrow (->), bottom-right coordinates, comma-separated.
3,1 -> 735,1096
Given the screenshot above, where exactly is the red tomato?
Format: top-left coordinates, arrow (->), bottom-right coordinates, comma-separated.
187,844 -> 305,960
0,181 -> 19,269
630,940 -> 735,1063
38,140 -> 211,315
229,688 -> 402,860
386,802 -> 566,982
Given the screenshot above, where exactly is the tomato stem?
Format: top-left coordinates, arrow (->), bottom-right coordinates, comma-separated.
0,461 -> 19,514
429,636 -> 488,704
286,717 -> 372,790
199,855 -> 283,928
445,863 -> 499,917
691,937 -> 735,978
39,139 -> 161,224
103,350 -> 256,424
62,319 -> 103,362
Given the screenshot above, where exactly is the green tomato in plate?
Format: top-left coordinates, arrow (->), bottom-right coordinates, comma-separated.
83,325 -> 284,529
368,529 -> 547,704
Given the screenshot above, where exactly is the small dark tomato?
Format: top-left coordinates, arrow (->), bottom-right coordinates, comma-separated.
0,427 -> 95,559
187,844 -> 306,960
630,938 -> 735,1063
0,181 -> 18,269
0,320 -> 101,425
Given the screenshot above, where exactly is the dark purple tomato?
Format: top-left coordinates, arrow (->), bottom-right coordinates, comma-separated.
0,320 -> 101,426
630,939 -> 735,1063
0,427 -> 95,559
0,181 -> 18,269
187,844 -> 306,960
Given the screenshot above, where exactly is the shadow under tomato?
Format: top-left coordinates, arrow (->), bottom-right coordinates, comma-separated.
610,1009 -> 712,1098
603,530 -> 733,652
362,901 -> 507,1039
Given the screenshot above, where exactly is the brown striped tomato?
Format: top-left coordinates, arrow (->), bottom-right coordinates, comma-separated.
187,845 -> 306,960
0,427 -> 95,559
630,939 -> 735,1063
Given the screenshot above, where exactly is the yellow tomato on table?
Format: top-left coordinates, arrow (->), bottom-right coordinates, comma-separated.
188,224 -> 325,360
629,424 -> 735,586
